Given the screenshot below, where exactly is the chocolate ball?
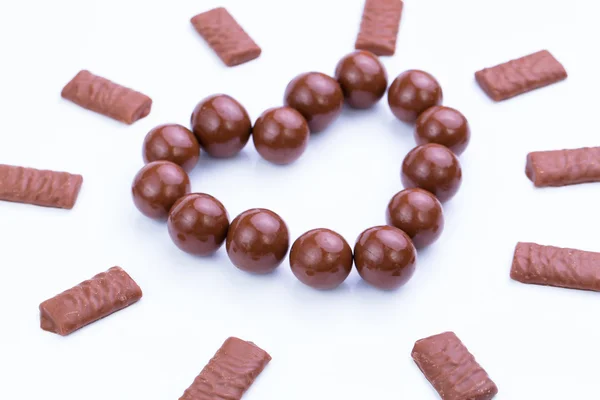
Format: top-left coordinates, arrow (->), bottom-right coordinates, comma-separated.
386,188 -> 444,248
190,94 -> 252,158
415,106 -> 470,155
401,144 -> 462,203
387,70 -> 443,123
290,228 -> 353,290
167,193 -> 229,256
284,72 -> 344,133
334,50 -> 388,109
252,106 -> 310,165
226,208 -> 290,274
143,124 -> 200,172
354,226 -> 417,290
131,161 -> 191,220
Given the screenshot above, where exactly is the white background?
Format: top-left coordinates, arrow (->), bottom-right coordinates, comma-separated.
0,0 -> 597,398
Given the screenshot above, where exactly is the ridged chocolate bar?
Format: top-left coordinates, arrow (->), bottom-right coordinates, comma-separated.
412,331 -> 498,400
39,267 -> 143,336
191,7 -> 261,67
526,146 -> 600,187
61,70 -> 152,124
179,337 -> 271,400
0,164 -> 82,209
355,0 -> 403,56
475,50 -> 567,101
511,242 -> 600,292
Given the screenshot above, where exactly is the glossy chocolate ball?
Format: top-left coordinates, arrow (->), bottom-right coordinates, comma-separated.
290,228 -> 353,290
190,94 -> 252,158
226,208 -> 290,274
354,226 -> 417,290
143,124 -> 200,172
388,70 -> 443,123
401,144 -> 462,203
386,188 -> 444,248
284,72 -> 344,133
334,50 -> 388,109
168,193 -> 229,256
252,106 -> 310,165
415,106 -> 470,155
131,161 -> 191,220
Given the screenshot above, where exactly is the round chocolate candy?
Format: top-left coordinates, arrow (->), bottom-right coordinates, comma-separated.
401,144 -> 462,203
252,106 -> 310,165
354,225 -> 417,290
334,50 -> 388,109
386,188 -> 444,248
226,208 -> 290,274
167,193 -> 229,256
290,228 -> 353,290
387,70 -> 443,123
190,94 -> 252,158
131,161 -> 191,220
143,124 -> 200,172
284,72 -> 344,133
415,106 -> 470,155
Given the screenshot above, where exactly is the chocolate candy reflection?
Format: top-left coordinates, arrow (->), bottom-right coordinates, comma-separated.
334,50 -> 388,109
143,124 -> 200,171
388,70 -> 443,123
415,106 -> 470,155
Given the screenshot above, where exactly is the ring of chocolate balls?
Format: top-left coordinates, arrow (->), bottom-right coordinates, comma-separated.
131,49 -> 470,291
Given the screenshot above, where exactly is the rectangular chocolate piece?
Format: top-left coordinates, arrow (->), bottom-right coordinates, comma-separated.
475,50 -> 567,101
511,242 -> 600,291
61,70 -> 152,124
191,7 -> 261,67
0,164 -> 82,209
39,267 -> 142,336
179,337 -> 271,400
526,146 -> 600,187
355,0 -> 403,56
412,332 -> 498,400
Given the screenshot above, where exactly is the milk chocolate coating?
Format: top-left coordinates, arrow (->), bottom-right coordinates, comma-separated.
334,50 -> 388,109
226,208 -> 290,274
355,0 -> 403,56
168,193 -> 229,256
131,161 -> 191,220
388,70 -> 443,123
526,146 -> 600,187
415,106 -> 470,155
190,94 -> 252,158
39,267 -> 142,336
252,106 -> 310,165
412,332 -> 499,400
290,228 -> 353,290
402,144 -> 462,202
284,72 -> 344,133
143,124 -> 200,172
386,188 -> 444,248
354,225 -> 416,290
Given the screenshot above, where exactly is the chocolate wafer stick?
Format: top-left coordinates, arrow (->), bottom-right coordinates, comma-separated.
0,164 -> 82,209
412,331 -> 498,400
511,242 -> 600,292
39,267 -> 143,336
475,50 -> 567,101
179,337 -> 271,400
526,146 -> 600,187
355,0 -> 403,56
191,7 -> 261,67
61,70 -> 152,124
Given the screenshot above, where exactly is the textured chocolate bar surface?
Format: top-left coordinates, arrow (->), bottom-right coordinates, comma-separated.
61,70 -> 152,124
475,50 -> 567,101
179,337 -> 271,400
39,267 -> 142,336
355,0 -> 403,56
191,7 -> 261,67
412,331 -> 498,400
526,147 -> 600,187
511,242 -> 600,291
0,164 -> 82,209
